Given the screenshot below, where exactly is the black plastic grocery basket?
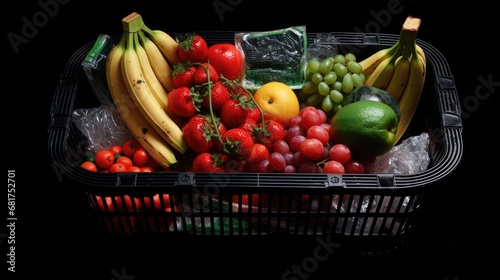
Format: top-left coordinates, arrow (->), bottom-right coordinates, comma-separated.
47,31 -> 463,254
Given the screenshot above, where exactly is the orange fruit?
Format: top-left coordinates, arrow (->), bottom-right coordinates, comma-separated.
253,82 -> 300,128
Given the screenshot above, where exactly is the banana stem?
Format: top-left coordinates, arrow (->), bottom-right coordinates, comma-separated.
121,12 -> 144,33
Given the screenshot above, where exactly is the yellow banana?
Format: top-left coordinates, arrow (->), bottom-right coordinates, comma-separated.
121,29 -> 188,154
363,41 -> 403,89
135,31 -> 187,129
384,44 -> 411,101
138,29 -> 175,92
133,32 -> 170,111
105,32 -> 178,169
359,40 -> 400,77
141,24 -> 180,66
395,42 -> 426,143
415,43 -> 426,69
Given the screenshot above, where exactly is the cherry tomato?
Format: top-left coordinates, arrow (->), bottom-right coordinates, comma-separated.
133,147 -> 150,167
109,145 -> 123,155
115,156 -> 133,169
144,194 -> 172,211
329,144 -> 351,165
109,163 -> 128,173
122,139 -> 141,157
139,166 -> 155,172
128,166 -> 141,172
80,161 -> 97,172
94,150 -> 115,170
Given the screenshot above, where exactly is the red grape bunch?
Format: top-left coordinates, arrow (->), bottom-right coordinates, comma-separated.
256,106 -> 366,174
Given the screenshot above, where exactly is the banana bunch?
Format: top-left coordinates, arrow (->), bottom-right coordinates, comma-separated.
106,12 -> 188,169
359,16 -> 426,143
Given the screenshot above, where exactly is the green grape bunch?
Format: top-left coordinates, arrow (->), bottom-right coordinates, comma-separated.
298,53 -> 365,115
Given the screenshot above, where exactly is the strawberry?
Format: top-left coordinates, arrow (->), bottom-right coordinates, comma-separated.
182,115 -> 216,153
225,158 -> 248,172
200,81 -> 231,110
247,107 -> 261,122
220,96 -> 254,128
253,120 -> 287,151
221,79 -> 248,98
222,128 -> 254,160
246,143 -> 270,172
167,87 -> 200,118
172,62 -> 197,88
193,62 -> 219,84
177,34 -> 208,63
238,117 -> 257,134
192,152 -> 227,172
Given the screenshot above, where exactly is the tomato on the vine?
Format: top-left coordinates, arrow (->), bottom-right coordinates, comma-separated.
94,150 -> 115,170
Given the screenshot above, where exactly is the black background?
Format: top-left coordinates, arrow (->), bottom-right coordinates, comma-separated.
4,0 -> 499,279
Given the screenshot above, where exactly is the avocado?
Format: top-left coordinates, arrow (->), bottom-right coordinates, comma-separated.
345,86 -> 401,120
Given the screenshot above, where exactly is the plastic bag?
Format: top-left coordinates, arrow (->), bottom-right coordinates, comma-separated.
235,26 -> 307,90
72,105 -> 133,155
369,132 -> 430,174
81,33 -> 115,106
306,33 -> 339,62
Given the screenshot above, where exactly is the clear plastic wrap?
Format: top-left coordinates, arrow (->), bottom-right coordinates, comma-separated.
72,105 -> 133,155
369,132 -> 430,174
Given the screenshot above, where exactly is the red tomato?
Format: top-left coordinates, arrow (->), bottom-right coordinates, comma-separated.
80,161 -> 97,172
109,163 -> 128,173
116,156 -> 133,169
128,166 -> 141,172
122,139 -> 141,157
133,147 -> 150,167
94,150 -> 115,170
144,194 -> 172,211
109,145 -> 123,155
139,166 -> 154,172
